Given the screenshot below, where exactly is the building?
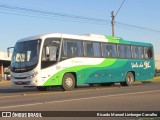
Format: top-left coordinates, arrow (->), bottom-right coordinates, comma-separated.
0,52 -> 11,80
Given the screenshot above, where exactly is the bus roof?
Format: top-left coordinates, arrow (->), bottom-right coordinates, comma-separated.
17,33 -> 108,43
17,33 -> 152,47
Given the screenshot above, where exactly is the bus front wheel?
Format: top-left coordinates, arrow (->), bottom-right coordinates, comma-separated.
62,73 -> 75,91
120,72 -> 134,86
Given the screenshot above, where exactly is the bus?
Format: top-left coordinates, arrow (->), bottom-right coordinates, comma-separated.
8,33 -> 155,91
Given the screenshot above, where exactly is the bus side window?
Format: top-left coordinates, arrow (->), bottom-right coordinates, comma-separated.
144,47 -> 153,59
85,42 -> 93,56
148,48 -> 153,58
75,41 -> 83,56
41,38 -> 60,69
137,47 -> 143,59
103,44 -> 110,57
111,44 -> 117,57
103,44 -> 117,58
118,45 -> 125,58
124,45 -> 131,58
64,40 -> 75,57
93,42 -> 101,57
132,46 -> 138,58
107,45 -> 112,57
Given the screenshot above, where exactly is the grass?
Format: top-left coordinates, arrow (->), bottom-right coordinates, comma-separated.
134,76 -> 160,84
143,76 -> 160,83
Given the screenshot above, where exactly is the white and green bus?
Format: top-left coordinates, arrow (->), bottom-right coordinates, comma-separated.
8,33 -> 155,91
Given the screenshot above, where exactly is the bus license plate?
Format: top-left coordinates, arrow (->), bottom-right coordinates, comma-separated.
17,81 -> 23,85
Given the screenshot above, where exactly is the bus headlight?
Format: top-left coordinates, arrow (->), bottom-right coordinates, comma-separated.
27,72 -> 38,79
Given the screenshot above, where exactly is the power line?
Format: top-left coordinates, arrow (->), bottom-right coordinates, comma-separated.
0,4 -> 110,23
117,24 -> 160,39
116,22 -> 160,33
0,11 -> 108,25
115,0 -> 126,17
0,3 -> 159,34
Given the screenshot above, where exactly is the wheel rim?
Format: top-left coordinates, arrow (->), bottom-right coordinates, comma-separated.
65,77 -> 73,88
127,75 -> 133,83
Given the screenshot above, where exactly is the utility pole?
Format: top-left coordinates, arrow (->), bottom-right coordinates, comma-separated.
111,0 -> 126,37
111,11 -> 115,37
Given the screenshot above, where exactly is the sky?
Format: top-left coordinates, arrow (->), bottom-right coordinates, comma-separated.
0,0 -> 159,54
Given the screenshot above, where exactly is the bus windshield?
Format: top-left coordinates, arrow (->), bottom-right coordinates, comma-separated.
11,39 -> 41,72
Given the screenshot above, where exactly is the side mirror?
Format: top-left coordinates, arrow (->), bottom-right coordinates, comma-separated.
7,48 -> 10,57
7,47 -> 14,57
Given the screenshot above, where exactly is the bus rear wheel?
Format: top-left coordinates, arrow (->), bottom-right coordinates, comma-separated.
62,73 -> 75,91
120,72 -> 134,86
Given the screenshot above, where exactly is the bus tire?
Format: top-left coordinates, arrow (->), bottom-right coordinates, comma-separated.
36,86 -> 47,91
120,72 -> 134,86
62,73 -> 75,91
